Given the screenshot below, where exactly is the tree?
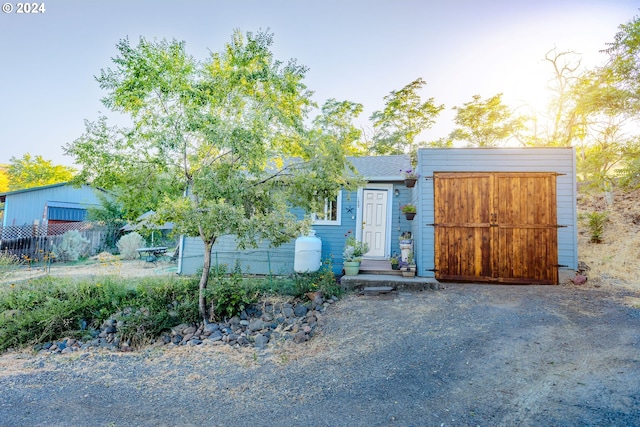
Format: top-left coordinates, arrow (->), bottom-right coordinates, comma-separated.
0,165 -> 8,192
64,31 -> 360,322
449,93 -> 525,147
7,153 -> 76,191
369,78 -> 444,159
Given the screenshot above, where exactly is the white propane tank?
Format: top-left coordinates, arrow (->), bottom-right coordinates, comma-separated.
294,230 -> 322,273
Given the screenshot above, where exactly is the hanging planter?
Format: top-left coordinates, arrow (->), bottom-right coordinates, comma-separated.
402,169 -> 420,188
401,204 -> 416,221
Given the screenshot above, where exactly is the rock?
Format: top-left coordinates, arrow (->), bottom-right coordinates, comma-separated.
248,319 -> 265,332
239,320 -> 250,327
204,323 -> 220,334
183,326 -> 197,335
293,305 -> 308,317
207,331 -> 223,342
571,275 -> 588,285
293,331 -> 308,344
236,336 -> 249,346
104,326 -> 117,334
172,334 -> 183,344
282,307 -> 294,318
254,334 -> 269,349
171,323 -> 191,336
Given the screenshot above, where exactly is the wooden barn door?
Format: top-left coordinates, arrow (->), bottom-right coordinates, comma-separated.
434,172 -> 558,285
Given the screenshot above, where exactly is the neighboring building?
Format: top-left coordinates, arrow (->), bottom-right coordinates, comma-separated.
0,182 -> 104,229
178,148 -> 578,285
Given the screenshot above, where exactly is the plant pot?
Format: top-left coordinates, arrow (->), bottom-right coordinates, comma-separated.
391,263 -> 399,270
401,265 -> 416,277
404,178 -> 417,188
404,212 -> 416,220
343,261 -> 361,276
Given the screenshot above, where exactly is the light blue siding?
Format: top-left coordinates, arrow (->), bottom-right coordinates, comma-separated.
2,184 -> 103,227
178,183 -> 415,276
416,147 -> 578,279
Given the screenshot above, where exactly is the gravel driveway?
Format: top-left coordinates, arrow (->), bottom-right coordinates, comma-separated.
1,283 -> 639,426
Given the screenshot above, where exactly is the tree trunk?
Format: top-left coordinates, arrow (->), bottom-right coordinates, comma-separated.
199,239 -> 214,324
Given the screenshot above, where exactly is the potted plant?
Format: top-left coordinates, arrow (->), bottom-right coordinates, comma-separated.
402,169 -> 420,188
342,236 -> 370,276
390,253 -> 400,270
399,252 -> 416,277
401,204 -> 417,220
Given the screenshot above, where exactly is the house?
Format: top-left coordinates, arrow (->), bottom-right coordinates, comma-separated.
178,147 -> 578,285
0,182 -> 104,231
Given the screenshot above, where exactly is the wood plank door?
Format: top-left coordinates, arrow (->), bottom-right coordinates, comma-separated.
362,189 -> 388,257
434,172 -> 558,284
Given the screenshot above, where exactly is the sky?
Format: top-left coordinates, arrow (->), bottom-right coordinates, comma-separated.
1,0 -> 638,167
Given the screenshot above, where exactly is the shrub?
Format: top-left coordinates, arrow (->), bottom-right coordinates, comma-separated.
53,230 -> 90,262
0,275 -> 199,352
117,232 -> 145,260
0,251 -> 21,281
207,262 -> 259,320
580,211 -> 608,243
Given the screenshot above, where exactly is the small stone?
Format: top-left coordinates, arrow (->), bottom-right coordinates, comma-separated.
294,305 -> 308,317
248,319 -> 265,332
204,323 -> 220,334
254,334 -> 269,349
171,323 -> 190,336
571,275 -> 588,285
183,326 -> 197,335
293,331 -> 308,344
236,336 -> 249,346
282,307 -> 294,318
207,331 -> 223,342
104,326 -> 117,334
239,320 -> 250,327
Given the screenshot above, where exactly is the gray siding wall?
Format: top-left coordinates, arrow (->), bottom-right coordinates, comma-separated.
416,147 -> 578,278
3,185 -> 101,227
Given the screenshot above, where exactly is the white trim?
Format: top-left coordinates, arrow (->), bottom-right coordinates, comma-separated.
356,183 -> 393,259
311,190 -> 342,226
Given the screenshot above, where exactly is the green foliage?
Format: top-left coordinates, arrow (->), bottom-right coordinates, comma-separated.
53,230 -> 90,262
580,211 -> 608,243
289,260 -> 342,299
370,77 -> 444,159
65,30 -> 362,322
0,275 -> 199,352
116,232 -> 145,260
343,236 -> 369,262
449,93 -> 525,147
7,153 -> 76,191
0,251 -> 21,281
206,264 -> 258,319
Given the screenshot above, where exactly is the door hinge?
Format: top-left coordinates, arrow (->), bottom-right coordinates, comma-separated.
426,268 -> 439,272
554,264 -> 568,268
555,224 -> 568,228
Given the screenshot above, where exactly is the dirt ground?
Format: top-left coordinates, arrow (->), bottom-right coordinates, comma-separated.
0,282 -> 638,426
0,189 -> 638,425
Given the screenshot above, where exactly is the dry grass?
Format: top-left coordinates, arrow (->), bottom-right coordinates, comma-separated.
577,188 -> 640,291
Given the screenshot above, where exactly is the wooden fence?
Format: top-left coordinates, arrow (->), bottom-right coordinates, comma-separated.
0,223 -> 119,262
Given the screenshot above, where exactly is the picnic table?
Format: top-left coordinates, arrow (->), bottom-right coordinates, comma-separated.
136,246 -> 168,262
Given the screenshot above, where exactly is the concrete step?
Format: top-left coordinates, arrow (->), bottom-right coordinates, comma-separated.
341,274 -> 442,292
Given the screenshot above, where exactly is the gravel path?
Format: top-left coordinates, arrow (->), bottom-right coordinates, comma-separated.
1,283 -> 639,426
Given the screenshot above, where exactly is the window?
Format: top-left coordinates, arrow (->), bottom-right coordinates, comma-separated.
312,191 -> 342,225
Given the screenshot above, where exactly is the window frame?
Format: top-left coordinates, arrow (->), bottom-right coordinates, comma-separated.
312,190 -> 342,225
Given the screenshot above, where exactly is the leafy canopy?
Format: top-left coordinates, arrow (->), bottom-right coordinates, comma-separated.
7,153 -> 76,191
65,30 -> 362,321
449,93 -> 525,147
369,78 -> 444,159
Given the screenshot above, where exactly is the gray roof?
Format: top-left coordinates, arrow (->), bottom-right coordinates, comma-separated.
348,155 -> 411,181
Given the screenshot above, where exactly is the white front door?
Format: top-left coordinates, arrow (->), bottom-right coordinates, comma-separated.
362,189 -> 388,257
